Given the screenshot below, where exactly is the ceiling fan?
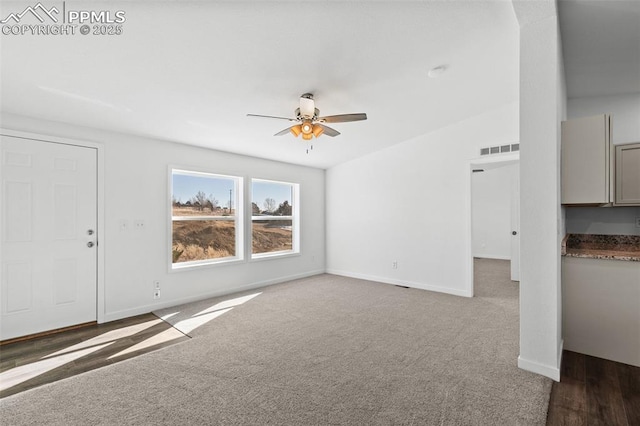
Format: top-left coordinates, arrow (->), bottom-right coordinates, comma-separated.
247,93 -> 367,141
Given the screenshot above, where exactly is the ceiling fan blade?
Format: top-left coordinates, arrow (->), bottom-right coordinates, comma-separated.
274,127 -> 294,136
318,124 -> 340,137
247,114 -> 297,122
318,113 -> 367,123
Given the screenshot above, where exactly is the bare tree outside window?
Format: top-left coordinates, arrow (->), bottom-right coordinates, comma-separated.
263,197 -> 276,213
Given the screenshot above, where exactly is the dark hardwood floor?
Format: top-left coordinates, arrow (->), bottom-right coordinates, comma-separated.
0,313 -> 189,398
547,350 -> 640,426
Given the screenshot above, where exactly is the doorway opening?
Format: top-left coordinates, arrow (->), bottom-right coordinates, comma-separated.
466,153 -> 519,296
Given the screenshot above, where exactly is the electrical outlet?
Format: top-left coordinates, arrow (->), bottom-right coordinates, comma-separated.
153,289 -> 160,299
392,261 -> 398,269
153,280 -> 160,289
134,220 -> 145,230
636,217 -> 640,228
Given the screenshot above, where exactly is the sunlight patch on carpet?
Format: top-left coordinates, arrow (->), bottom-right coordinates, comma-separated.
108,328 -> 185,359
41,319 -> 162,359
174,307 -> 233,334
194,292 -> 262,317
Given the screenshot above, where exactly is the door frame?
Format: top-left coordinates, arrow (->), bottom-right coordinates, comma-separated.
465,152 -> 519,297
0,128 -> 105,325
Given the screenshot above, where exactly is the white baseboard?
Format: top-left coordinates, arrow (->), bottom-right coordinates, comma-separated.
102,269 -> 326,323
518,353 -> 561,381
326,269 -> 472,298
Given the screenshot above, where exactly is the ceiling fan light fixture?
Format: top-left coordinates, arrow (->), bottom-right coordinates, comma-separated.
248,93 -> 367,143
312,124 -> 324,138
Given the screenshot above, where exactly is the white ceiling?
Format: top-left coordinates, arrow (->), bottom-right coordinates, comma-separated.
2,1 -> 638,168
558,0 -> 640,98
0,1 -> 520,168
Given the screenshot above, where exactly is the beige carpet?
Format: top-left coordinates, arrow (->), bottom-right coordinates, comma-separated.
0,259 -> 551,425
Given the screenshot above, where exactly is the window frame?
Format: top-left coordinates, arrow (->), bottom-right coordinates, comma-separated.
169,167 -> 244,271
250,178 -> 300,260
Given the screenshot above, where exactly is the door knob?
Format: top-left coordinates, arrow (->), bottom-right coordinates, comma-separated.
87,242 -> 95,248
512,231 -> 517,236
87,229 -> 94,235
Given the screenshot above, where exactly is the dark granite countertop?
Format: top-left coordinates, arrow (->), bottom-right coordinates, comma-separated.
562,234 -> 640,262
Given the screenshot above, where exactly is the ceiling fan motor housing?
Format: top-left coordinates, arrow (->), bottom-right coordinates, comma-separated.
295,107 -> 319,120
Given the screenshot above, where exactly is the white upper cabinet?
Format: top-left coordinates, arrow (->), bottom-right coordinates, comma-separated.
561,114 -> 612,205
615,143 -> 640,206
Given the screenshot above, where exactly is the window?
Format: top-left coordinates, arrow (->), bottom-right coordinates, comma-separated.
171,169 -> 243,269
251,179 -> 299,258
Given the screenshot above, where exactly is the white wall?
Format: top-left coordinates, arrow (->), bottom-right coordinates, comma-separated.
326,103 -> 519,297
565,93 -> 640,235
568,93 -> 640,145
472,163 -> 518,259
1,113 -> 325,322
513,0 -> 566,381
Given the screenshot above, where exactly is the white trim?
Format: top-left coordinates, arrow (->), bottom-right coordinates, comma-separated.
251,215 -> 294,221
326,269 -> 473,298
0,128 -> 106,325
102,269 -> 326,322
517,353 -> 561,381
471,152 -> 520,166
250,251 -> 300,262
473,254 -> 511,260
557,338 -> 564,380
172,216 -> 237,221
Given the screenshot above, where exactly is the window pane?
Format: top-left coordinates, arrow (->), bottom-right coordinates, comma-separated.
252,219 -> 292,254
173,220 -> 236,263
172,172 -> 235,217
252,180 -> 292,216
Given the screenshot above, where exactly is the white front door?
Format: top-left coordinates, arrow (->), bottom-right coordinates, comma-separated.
1,136 -> 97,340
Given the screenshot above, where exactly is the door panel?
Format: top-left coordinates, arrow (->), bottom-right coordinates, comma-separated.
4,261 -> 32,313
1,136 -> 97,340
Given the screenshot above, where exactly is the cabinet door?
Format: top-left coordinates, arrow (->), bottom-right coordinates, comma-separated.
561,114 -> 611,205
615,143 -> 640,205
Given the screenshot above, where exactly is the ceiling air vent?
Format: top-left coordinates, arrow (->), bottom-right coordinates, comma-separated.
480,143 -> 520,156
